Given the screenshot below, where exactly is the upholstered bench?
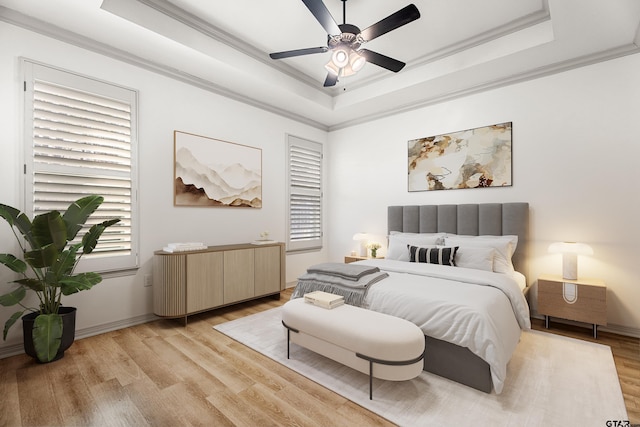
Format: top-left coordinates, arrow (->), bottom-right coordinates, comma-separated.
281,298 -> 425,399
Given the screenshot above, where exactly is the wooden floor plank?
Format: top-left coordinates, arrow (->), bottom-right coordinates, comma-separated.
16,363 -> 64,426
111,327 -> 182,390
159,381 -> 236,427
88,378 -> 150,427
0,354 -> 26,426
47,353 -> 107,426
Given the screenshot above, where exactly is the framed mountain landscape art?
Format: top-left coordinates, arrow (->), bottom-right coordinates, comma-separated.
174,131 -> 262,208
408,122 -> 512,192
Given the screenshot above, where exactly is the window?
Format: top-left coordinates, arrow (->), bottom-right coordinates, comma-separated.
286,135 -> 322,252
22,60 -> 138,273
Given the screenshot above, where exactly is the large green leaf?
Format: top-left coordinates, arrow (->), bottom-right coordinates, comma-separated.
32,211 -> 67,251
3,311 -> 24,340
59,272 -> 102,296
0,287 -> 27,307
63,195 -> 103,242
32,313 -> 62,362
0,204 -> 36,248
0,204 -> 20,227
24,243 -> 59,269
0,253 -> 27,273
51,247 -> 79,279
81,219 -> 120,254
14,278 -> 46,292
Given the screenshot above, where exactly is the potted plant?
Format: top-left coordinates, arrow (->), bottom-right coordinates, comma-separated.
0,195 -> 119,362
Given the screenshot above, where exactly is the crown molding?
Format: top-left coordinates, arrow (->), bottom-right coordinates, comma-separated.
132,0 -> 323,91
2,3 -> 638,133
328,43 -> 640,131
0,6 -> 329,131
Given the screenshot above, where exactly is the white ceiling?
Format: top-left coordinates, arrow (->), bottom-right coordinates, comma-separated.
1,0 -> 640,130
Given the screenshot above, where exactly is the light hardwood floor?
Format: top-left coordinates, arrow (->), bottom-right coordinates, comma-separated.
1,288 -> 638,426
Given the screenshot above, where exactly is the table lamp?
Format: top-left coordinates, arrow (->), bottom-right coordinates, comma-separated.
353,233 -> 368,257
548,241 -> 593,280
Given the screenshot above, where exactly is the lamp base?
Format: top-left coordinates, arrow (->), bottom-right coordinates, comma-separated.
562,253 -> 578,280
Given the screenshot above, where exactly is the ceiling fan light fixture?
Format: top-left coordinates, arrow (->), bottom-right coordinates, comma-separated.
331,46 -> 350,68
349,50 -> 366,72
324,60 -> 340,75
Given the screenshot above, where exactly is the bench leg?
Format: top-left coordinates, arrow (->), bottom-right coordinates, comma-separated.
357,350 -> 426,400
368,360 -> 373,400
282,321 -> 299,360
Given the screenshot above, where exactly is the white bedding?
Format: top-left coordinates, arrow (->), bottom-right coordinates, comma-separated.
356,258 -> 531,394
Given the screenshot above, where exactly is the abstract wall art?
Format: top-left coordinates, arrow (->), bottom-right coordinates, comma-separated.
174,131 -> 262,207
408,122 -> 512,192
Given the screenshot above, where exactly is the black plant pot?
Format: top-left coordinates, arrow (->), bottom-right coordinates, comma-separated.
22,307 -> 77,363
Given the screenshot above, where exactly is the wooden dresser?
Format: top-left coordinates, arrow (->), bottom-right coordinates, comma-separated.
153,242 -> 285,323
537,274 -> 607,338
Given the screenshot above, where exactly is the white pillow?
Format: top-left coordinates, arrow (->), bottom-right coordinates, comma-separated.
454,246 -> 496,272
387,232 -> 444,261
444,235 -> 517,274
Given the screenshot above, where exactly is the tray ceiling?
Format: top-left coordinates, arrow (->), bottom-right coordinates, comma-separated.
1,0 -> 639,130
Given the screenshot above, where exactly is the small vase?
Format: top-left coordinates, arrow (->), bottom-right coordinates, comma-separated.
371,249 -> 377,258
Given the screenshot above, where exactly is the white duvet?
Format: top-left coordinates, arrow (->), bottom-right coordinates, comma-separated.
357,259 -> 531,394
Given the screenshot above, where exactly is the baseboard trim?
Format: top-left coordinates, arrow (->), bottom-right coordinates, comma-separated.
0,313 -> 158,359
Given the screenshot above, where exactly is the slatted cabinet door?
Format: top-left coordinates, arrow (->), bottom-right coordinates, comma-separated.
255,245 -> 284,296
186,251 -> 223,313
223,248 -> 255,304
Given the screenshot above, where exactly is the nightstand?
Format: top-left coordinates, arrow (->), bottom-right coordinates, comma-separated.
537,274 -> 607,338
344,256 -> 383,263
345,255 -> 369,263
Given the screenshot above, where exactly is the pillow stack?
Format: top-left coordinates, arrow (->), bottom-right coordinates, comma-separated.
386,232 -> 518,274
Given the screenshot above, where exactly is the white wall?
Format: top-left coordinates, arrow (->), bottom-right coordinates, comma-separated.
2,19 -> 638,358
0,22 -> 328,355
326,53 -> 640,334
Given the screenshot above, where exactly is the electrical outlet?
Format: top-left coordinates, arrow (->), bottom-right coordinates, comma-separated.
144,274 -> 152,287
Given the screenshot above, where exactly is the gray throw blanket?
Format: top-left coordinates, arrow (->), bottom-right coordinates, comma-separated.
306,262 -> 380,280
292,263 -> 388,307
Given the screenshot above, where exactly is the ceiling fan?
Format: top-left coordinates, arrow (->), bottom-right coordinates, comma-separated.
269,0 -> 421,87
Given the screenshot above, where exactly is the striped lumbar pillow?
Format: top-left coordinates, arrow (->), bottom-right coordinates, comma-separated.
408,245 -> 459,266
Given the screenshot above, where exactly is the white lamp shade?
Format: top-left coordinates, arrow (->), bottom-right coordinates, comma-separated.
331,48 -> 349,68
548,242 -> 593,255
352,233 -> 369,257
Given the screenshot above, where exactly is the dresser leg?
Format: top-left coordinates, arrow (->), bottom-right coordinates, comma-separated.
544,315 -> 549,329
593,324 -> 598,339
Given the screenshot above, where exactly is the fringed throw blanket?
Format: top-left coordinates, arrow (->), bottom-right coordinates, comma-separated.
291,262 -> 389,307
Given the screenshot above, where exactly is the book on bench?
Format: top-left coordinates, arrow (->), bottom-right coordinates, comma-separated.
304,291 -> 344,309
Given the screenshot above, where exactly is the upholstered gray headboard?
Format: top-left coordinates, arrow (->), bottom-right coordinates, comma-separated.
388,203 -> 529,278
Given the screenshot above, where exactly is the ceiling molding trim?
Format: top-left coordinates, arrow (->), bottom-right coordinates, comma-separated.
328,43 -> 640,132
137,0 -> 324,91
332,4 -> 552,93
0,6 -> 329,131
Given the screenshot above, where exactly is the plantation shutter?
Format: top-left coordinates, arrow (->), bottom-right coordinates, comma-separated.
23,60 -> 138,273
287,135 -> 322,251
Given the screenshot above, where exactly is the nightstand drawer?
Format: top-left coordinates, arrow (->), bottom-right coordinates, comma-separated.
538,279 -> 607,326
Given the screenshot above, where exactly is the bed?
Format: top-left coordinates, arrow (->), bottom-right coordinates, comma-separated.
370,203 -> 531,393
293,202 -> 531,394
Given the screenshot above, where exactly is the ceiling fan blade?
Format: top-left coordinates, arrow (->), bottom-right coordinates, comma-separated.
360,4 -> 421,42
323,73 -> 338,87
270,46 -> 328,59
301,0 -> 341,35
359,49 -> 406,72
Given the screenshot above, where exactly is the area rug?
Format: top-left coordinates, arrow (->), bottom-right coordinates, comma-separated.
214,307 -> 628,427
